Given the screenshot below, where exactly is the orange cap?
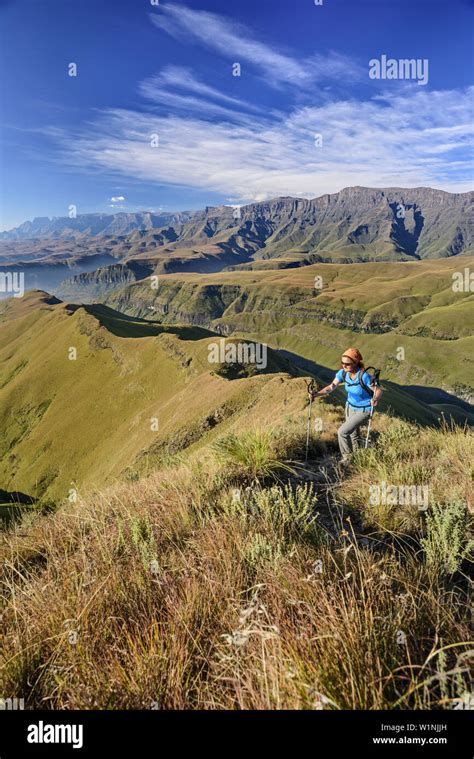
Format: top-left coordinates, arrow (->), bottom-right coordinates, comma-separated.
342,348 -> 363,364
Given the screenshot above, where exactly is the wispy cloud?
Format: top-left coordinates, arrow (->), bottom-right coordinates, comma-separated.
138,65 -> 267,123
140,65 -> 263,113
149,5 -> 363,88
55,85 -> 474,200
38,4 -> 473,202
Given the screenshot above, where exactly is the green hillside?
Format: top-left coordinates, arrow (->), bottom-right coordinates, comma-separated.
1,387 -> 472,709
106,256 -> 474,418
0,292 -> 472,712
0,292 -> 305,502
0,288 -> 446,506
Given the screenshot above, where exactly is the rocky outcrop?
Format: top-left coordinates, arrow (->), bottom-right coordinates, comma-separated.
55,261 -> 155,301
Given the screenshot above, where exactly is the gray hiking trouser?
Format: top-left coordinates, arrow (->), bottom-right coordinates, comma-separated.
338,404 -> 371,457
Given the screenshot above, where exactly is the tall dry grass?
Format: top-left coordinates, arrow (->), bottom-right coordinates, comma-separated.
1,436 -> 472,710
340,417 -> 474,533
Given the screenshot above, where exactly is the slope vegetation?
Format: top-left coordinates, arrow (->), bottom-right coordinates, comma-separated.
1,408 -> 472,709
106,257 -> 474,417
0,292 -> 303,501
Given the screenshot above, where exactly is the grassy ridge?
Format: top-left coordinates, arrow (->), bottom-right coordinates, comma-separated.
0,294 -> 471,709
0,290 -> 446,502
0,293 -> 300,500
1,416 -> 472,709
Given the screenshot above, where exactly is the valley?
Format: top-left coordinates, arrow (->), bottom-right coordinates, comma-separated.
0,291 -> 302,501
105,256 -> 474,412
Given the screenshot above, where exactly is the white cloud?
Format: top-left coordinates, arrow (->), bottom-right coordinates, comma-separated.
110,195 -> 125,202
149,5 -> 363,88
43,7 -> 472,201
55,85 -> 474,201
140,65 -> 263,114
138,78 -> 265,124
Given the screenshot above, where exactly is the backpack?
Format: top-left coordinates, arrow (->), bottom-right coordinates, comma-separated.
344,366 -> 381,397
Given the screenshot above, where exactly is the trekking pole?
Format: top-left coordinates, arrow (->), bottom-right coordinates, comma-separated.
305,380 -> 316,463
364,405 -> 374,449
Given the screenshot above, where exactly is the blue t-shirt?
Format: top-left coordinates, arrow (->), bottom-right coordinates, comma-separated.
335,368 -> 373,409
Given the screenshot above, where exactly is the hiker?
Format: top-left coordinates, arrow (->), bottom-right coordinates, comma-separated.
308,348 -> 382,462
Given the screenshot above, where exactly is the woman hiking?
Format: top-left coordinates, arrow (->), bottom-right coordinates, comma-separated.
309,348 -> 382,462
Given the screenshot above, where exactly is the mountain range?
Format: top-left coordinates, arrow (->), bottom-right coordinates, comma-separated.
0,210 -> 193,241
0,187 -> 473,298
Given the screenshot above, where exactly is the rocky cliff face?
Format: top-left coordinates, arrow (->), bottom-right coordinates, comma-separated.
4,187 -> 472,257
3,188 -> 473,290
229,187 -> 473,261
56,261 -> 155,302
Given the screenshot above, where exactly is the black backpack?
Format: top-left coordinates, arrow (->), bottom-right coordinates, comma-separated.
345,366 -> 381,397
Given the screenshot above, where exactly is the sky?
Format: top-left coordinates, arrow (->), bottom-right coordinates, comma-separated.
0,0 -> 473,230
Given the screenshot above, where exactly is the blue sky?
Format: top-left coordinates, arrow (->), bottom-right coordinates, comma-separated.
1,0 -> 473,230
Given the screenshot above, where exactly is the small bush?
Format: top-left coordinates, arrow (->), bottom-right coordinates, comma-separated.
38,498 -> 57,517
223,482 -> 325,546
420,501 -> 473,575
250,482 -> 323,540
129,515 -> 158,570
213,429 -> 295,482
243,532 -> 282,569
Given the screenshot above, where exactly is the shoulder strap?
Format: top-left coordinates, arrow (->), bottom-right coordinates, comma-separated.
360,366 -> 381,396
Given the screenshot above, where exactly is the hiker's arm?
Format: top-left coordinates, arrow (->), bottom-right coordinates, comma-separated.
311,378 -> 340,398
371,385 -> 383,406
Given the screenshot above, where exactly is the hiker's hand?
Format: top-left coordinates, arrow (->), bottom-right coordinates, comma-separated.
371,397 -> 378,407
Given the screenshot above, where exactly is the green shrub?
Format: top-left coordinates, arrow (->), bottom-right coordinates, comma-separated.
129,515 -> 158,570
225,482 -> 326,546
420,501 -> 473,575
251,482 -> 321,538
213,428 -> 295,482
243,531 -> 282,568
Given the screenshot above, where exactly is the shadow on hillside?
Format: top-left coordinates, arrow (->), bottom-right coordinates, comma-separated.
0,489 -> 36,505
405,385 -> 473,411
0,489 -> 37,528
67,303 -> 217,341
